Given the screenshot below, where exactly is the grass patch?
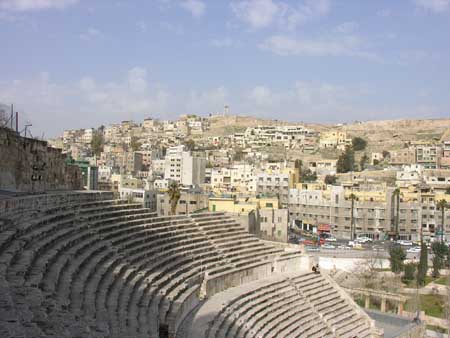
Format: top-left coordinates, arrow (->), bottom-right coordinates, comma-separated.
404,276 -> 437,287
424,276 -> 436,286
434,277 -> 448,285
405,294 -> 445,318
427,325 -> 447,334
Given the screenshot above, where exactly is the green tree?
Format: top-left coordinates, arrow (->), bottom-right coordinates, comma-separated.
392,188 -> 401,240
446,187 -> 450,195
359,153 -> 369,171
417,238 -> 428,286
130,137 -> 142,152
233,147 -> 244,161
337,146 -> 355,173
90,133 -> 104,156
382,150 -> 390,159
403,262 -> 417,283
373,159 -> 380,166
324,175 -> 337,185
185,139 -> 196,151
389,245 -> 406,273
432,241 -> 449,278
349,193 -> 357,240
167,181 -> 181,215
294,159 -> 303,168
437,199 -> 448,243
300,169 -> 317,183
352,137 -> 367,151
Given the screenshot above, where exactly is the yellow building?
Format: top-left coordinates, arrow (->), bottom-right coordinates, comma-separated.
208,195 -> 280,213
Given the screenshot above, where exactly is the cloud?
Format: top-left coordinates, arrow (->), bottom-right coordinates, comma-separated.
79,28 -> 103,41
210,37 -> 236,48
241,81 -> 378,122
413,0 -> 449,13
377,8 -> 392,17
334,22 -> 359,34
0,0 -> 79,11
1,72 -> 446,137
259,34 -> 380,61
231,0 -> 279,29
136,21 -> 147,32
230,0 -> 331,30
180,0 -> 205,17
0,68 -> 171,136
186,87 -> 229,113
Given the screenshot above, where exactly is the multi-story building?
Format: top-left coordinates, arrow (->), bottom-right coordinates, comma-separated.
119,187 -> 157,210
82,128 -> 94,144
210,164 -> 256,193
289,185 -> 450,241
164,146 -> 206,186
415,145 -> 442,169
440,141 -> 450,168
256,172 -> 290,206
121,151 -> 143,174
390,148 -> 416,166
319,131 -> 352,149
157,191 -> 208,215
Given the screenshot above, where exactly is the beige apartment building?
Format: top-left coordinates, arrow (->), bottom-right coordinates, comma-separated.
289,186 -> 450,241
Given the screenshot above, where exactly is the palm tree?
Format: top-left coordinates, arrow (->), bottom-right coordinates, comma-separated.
393,188 -> 400,240
437,199 -> 448,243
167,181 -> 181,215
349,193 -> 357,240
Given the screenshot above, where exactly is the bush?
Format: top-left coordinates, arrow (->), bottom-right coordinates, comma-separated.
431,242 -> 449,278
337,146 -> 355,173
324,175 -> 337,185
352,137 -> 367,151
389,245 -> 406,273
403,262 -> 417,283
417,241 -> 428,286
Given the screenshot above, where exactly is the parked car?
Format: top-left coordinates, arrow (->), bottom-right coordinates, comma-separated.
322,244 -> 336,249
338,245 -> 352,250
325,237 -> 337,242
407,246 -> 421,253
305,246 -> 320,252
356,236 -> 372,243
397,240 -> 413,246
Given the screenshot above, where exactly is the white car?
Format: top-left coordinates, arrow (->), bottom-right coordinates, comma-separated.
322,244 -> 336,249
407,247 -> 421,253
325,237 -> 337,242
398,240 -> 413,246
356,237 -> 372,243
338,245 -> 352,250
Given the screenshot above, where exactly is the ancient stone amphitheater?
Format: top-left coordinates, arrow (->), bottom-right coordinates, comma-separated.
0,191 -> 381,338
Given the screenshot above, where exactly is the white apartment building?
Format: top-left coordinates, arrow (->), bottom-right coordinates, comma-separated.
164,146 -> 206,186
256,172 -> 290,206
98,165 -> 113,182
211,164 -> 256,192
82,128 -> 94,144
152,159 -> 166,175
119,187 -> 157,211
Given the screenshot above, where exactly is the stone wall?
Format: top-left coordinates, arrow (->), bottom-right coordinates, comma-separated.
0,191 -> 114,218
0,127 -> 83,193
202,254 -> 307,297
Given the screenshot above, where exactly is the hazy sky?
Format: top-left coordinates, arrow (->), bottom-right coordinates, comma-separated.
1,0 -> 449,138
